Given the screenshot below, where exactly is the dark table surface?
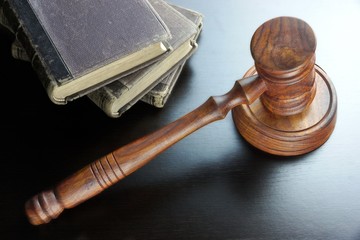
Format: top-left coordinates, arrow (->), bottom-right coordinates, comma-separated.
1,0 -> 360,239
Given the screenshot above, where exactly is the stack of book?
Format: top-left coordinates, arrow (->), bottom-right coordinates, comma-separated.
0,0 -> 203,118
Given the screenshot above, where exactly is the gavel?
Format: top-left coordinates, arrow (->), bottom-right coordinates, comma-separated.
25,16 -> 337,225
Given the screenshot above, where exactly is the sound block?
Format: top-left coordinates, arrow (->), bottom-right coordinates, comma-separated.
232,65 -> 337,156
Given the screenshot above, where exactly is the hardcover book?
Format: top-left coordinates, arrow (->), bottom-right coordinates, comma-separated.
87,0 -> 200,118
4,4 -> 204,110
140,5 -> 203,108
0,0 -> 172,104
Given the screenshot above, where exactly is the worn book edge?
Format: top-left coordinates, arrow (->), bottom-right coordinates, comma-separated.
88,39 -> 197,118
140,4 -> 204,108
140,60 -> 187,108
51,42 -> 170,103
116,42 -> 198,116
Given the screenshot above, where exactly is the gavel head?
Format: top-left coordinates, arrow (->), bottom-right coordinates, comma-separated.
232,16 -> 337,156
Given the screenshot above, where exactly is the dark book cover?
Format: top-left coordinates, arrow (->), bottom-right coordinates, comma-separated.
87,0 -> 200,118
1,1 -> 204,111
1,0 -> 171,104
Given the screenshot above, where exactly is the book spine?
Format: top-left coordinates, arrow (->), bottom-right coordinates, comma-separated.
11,39 -> 30,61
140,42 -> 198,108
2,0 -> 71,104
141,62 -> 186,108
88,86 -> 118,118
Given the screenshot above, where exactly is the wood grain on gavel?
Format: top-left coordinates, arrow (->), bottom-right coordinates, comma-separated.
25,16 -> 337,225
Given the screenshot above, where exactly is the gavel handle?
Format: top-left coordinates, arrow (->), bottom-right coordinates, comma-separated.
25,75 -> 266,225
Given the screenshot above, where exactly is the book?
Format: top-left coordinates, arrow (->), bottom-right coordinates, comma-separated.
87,0 -> 200,118
0,0 -> 172,104
1,0 -> 204,116
4,3 -> 204,110
140,5 -> 203,108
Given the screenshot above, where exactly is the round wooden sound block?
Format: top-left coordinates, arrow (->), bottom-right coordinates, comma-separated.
232,65 -> 337,156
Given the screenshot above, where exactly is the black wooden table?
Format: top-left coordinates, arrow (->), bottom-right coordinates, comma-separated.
1,1 -> 360,239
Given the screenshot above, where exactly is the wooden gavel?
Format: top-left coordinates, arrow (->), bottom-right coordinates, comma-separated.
25,16 -> 337,225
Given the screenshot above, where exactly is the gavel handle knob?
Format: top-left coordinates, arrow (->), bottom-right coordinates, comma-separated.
25,75 -> 267,225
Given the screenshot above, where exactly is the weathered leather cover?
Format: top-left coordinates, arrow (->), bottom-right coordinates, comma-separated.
1,0 -> 171,104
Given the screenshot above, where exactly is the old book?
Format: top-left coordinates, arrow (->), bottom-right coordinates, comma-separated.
0,0 -> 171,104
4,5 -> 204,109
140,5 -> 203,108
87,0 -> 199,118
